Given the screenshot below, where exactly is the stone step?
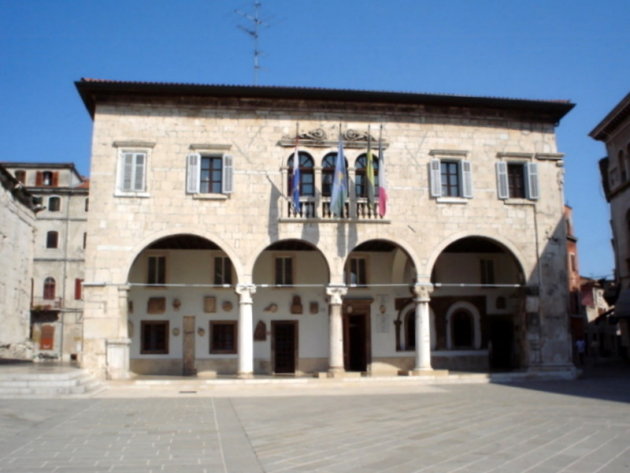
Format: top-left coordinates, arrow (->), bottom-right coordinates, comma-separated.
0,368 -> 102,397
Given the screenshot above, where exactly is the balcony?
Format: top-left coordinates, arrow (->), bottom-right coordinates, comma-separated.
31,297 -> 63,311
284,196 -> 384,221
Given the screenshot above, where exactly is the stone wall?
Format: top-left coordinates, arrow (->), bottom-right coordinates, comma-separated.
0,167 -> 35,359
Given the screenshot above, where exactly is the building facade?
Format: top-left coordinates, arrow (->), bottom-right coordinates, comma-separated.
76,79 -> 575,379
591,92 -> 630,357
1,162 -> 89,361
0,164 -> 36,359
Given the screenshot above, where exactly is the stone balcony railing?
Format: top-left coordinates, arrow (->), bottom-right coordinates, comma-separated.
284,196 -> 383,221
32,297 -> 63,311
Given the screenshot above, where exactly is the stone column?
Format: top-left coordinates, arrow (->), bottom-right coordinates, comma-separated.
412,283 -> 433,374
106,284 -> 131,379
236,284 -> 256,378
326,285 -> 347,376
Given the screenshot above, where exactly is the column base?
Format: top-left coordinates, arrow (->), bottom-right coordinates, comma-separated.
400,368 -> 449,377
237,372 -> 254,379
106,338 -> 131,380
327,367 -> 346,378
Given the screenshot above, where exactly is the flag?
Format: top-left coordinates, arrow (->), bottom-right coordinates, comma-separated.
366,137 -> 375,205
378,138 -> 388,217
291,143 -> 301,213
330,138 -> 347,217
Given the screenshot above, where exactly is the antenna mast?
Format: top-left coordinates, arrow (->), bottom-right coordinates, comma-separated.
235,1 -> 266,85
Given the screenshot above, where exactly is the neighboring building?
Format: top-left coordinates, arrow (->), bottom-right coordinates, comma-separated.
1,162 -> 89,361
591,92 -> 630,358
76,79 -> 575,379
0,164 -> 36,360
565,205 -> 582,341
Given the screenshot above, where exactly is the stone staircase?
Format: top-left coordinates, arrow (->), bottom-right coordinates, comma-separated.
0,363 -> 103,397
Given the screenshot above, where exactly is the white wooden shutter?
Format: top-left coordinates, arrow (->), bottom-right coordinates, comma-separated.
461,160 -> 473,198
121,152 -> 133,192
222,154 -> 233,194
526,162 -> 539,200
133,153 -> 146,191
429,159 -> 442,197
186,153 -> 200,194
496,161 -> 509,199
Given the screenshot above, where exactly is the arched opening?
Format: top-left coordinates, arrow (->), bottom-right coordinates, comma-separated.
252,239 -> 330,375
430,236 -> 525,372
126,233 -> 239,377
345,239 -> 417,374
43,277 -> 56,300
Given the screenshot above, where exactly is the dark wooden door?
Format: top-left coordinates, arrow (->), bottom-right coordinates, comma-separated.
272,321 -> 297,374
344,314 -> 367,372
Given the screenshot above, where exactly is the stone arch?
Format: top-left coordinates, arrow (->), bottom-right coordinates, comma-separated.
345,237 -> 421,285
251,238 -> 331,287
445,301 -> 482,349
124,229 -> 244,284
248,238 -> 333,285
425,232 -> 527,281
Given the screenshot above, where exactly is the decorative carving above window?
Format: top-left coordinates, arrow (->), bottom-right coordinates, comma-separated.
279,127 -> 389,149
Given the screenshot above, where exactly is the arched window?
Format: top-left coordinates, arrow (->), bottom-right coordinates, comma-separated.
321,152 -> 348,197
43,277 -> 56,300
446,301 -> 482,350
354,153 -> 379,198
46,231 -> 58,248
48,196 -> 60,212
288,152 -> 314,196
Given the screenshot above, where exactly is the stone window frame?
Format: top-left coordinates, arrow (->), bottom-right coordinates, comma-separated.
140,320 -> 169,355
46,230 -> 59,249
496,153 -> 539,201
428,150 -> 472,202
113,141 -> 155,198
186,144 -> 233,199
210,321 -> 238,354
48,196 -> 61,212
445,301 -> 482,350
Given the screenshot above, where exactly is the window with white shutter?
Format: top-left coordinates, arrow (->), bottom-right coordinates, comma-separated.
117,150 -> 147,193
186,153 -> 233,195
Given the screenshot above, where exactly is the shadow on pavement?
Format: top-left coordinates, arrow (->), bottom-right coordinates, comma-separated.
499,358 -> 630,404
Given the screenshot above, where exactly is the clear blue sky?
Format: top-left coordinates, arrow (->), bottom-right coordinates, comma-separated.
1,0 -> 628,278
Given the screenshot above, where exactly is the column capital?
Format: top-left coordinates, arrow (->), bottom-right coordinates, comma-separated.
412,283 -> 433,302
235,284 -> 257,301
326,285 -> 348,305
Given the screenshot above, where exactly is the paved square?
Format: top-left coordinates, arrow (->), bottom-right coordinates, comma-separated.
0,373 -> 629,472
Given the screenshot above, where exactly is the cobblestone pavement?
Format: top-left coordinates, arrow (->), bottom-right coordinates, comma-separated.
0,368 -> 629,473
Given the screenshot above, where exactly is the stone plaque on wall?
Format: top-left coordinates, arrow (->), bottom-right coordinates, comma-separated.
147,297 -> 166,314
204,296 -> 216,313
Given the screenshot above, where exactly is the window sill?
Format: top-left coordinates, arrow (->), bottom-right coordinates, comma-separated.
114,191 -> 150,198
191,193 -> 228,201
501,199 -> 536,206
436,197 -> 469,204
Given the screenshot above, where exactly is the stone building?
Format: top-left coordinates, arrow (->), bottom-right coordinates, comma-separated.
1,162 -> 89,361
0,164 -> 36,360
591,92 -> 630,357
76,79 -> 575,379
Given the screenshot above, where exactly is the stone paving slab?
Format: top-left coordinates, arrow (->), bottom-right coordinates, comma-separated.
0,371 -> 629,473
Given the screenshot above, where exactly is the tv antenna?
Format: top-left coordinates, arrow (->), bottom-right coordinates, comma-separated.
235,1 -> 268,85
